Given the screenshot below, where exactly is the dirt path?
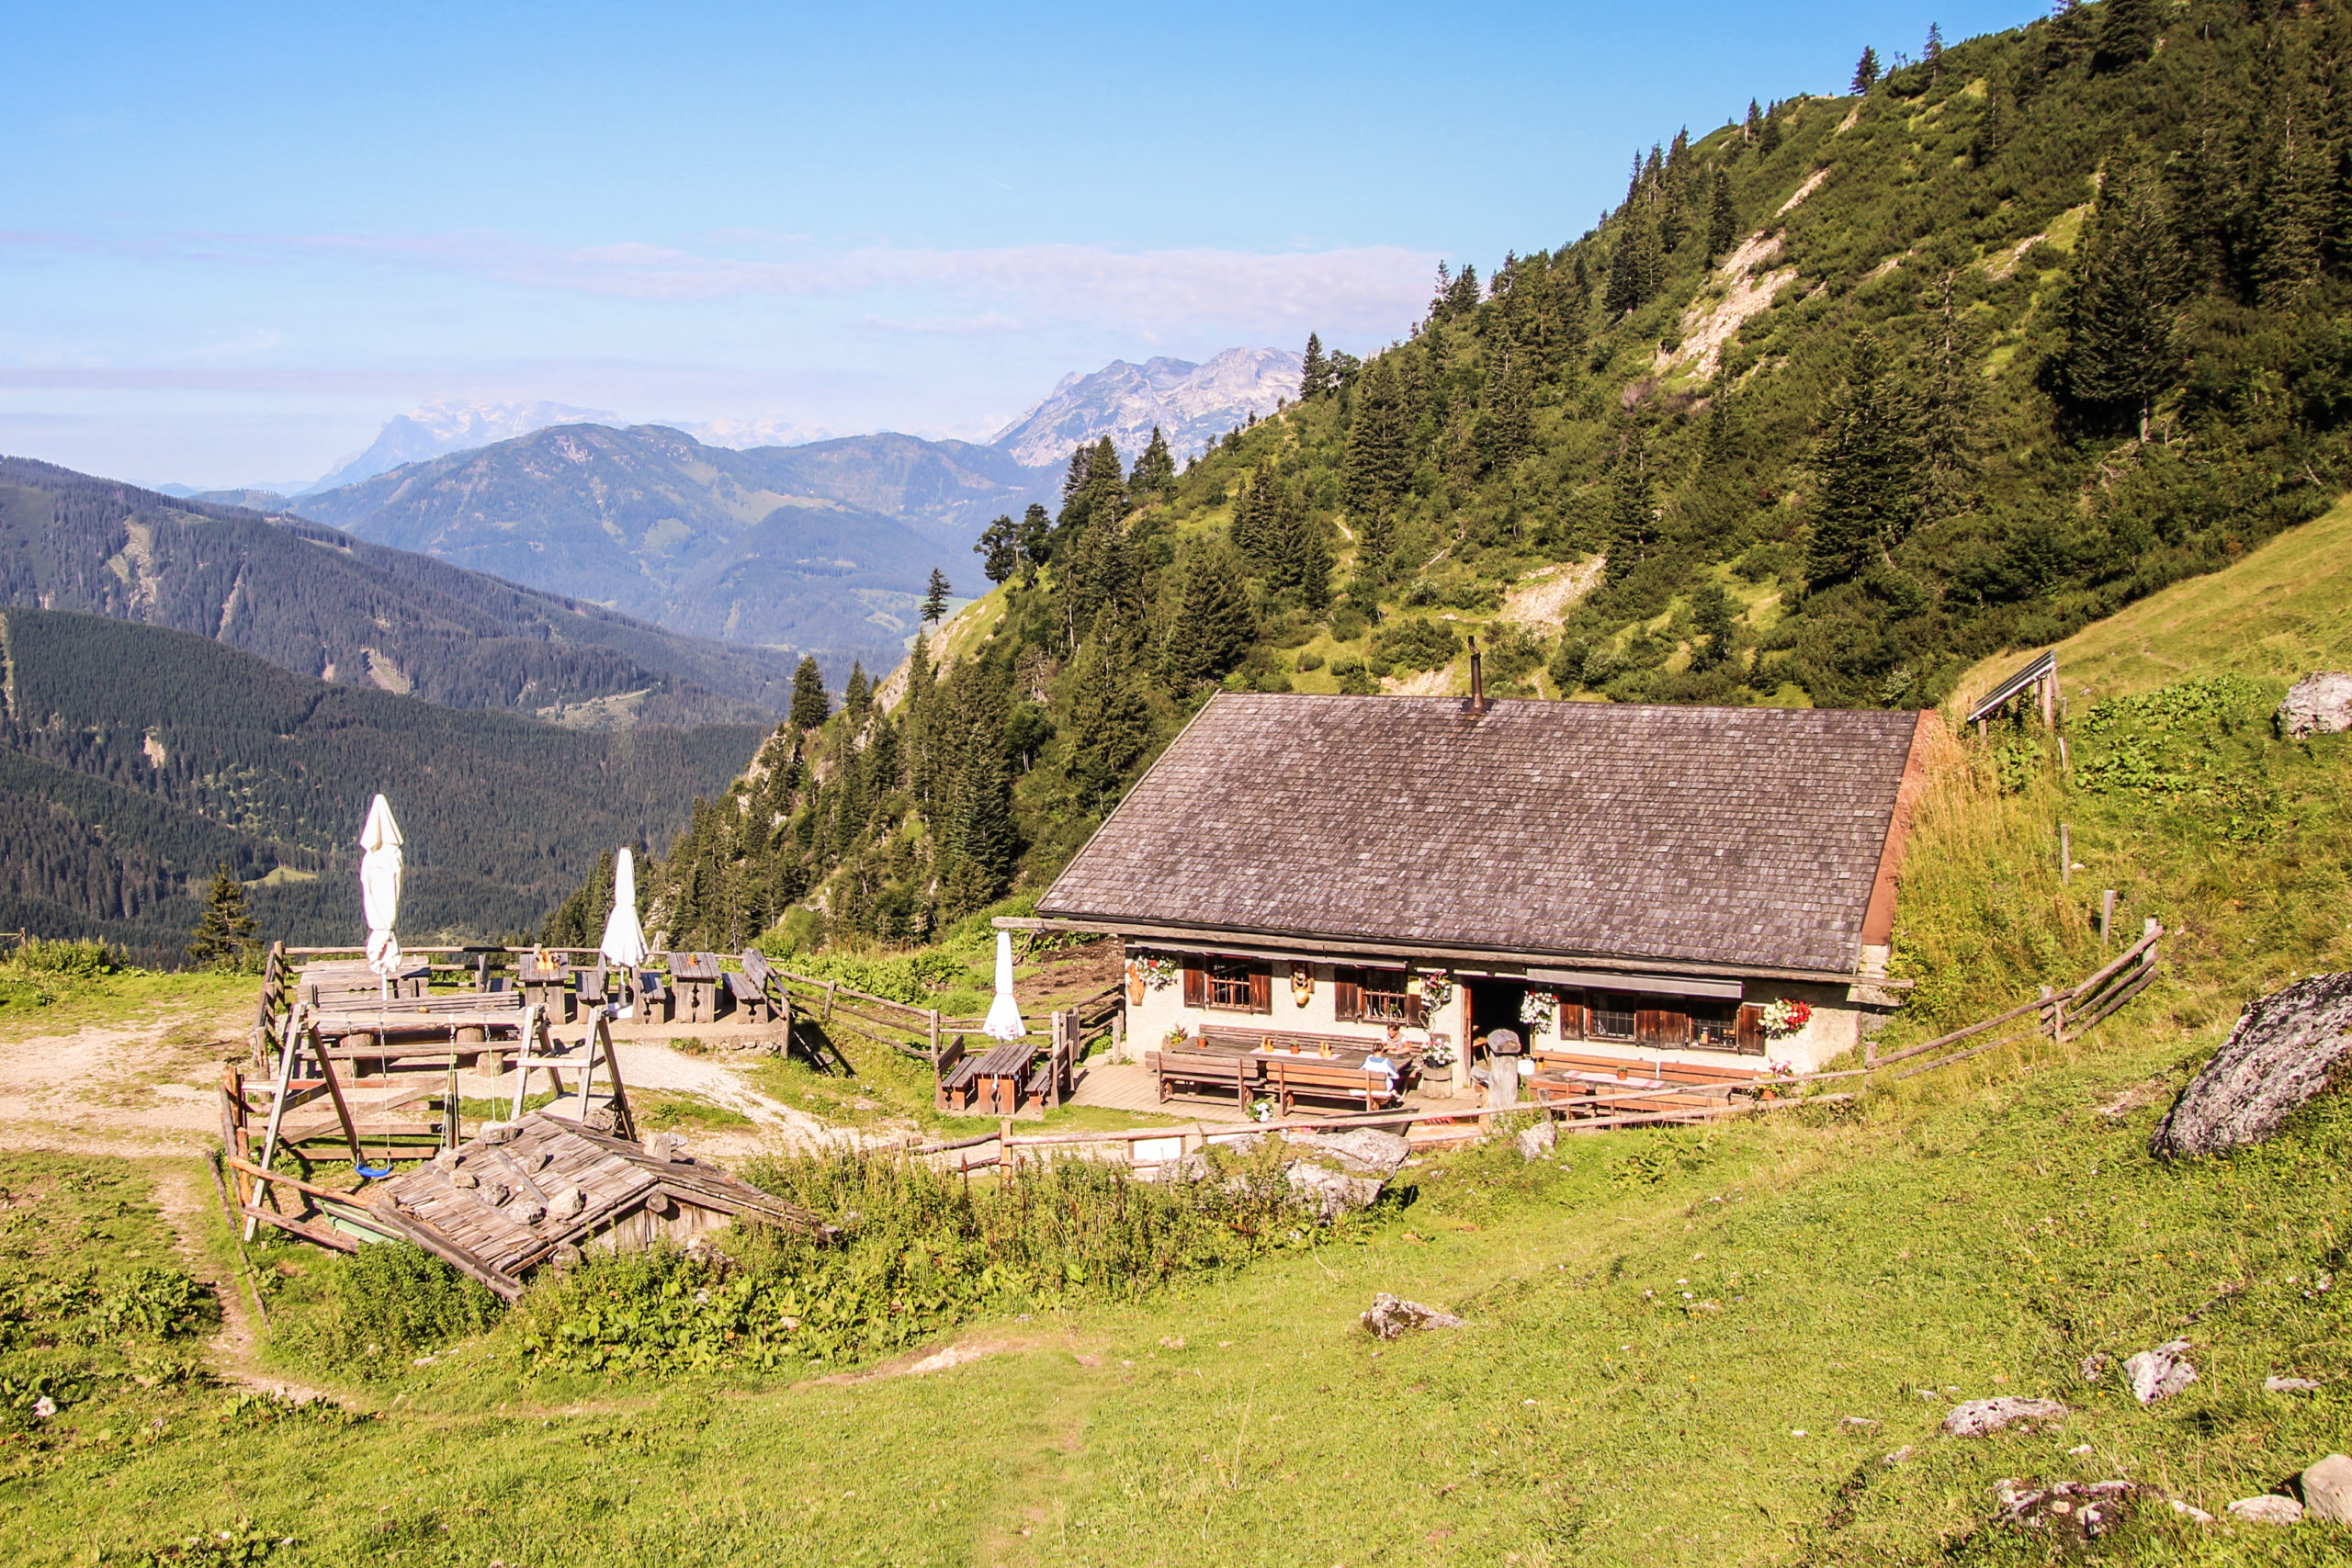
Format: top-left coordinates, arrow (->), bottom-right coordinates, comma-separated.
0,994 -> 250,1156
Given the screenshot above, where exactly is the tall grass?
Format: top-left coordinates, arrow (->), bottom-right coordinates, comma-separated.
514,1138 -> 1340,1375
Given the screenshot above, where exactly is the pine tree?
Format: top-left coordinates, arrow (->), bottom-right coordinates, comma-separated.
843,660 -> 870,720
1924,22 -> 1944,78
1060,608 -> 1152,809
1129,426 -> 1177,500
1483,351 -> 1532,472
1605,421 -> 1657,581
1442,389 -> 1479,492
1300,333 -> 1329,400
1706,169 -> 1738,262
1852,47 -> 1882,94
1743,99 -> 1762,145
2090,0 -> 2154,74
789,654 -> 831,731
1343,356 -> 1412,516
1016,502 -> 1052,570
974,513 -> 1019,583
2255,108 -> 2331,311
1165,539 -> 1254,686
1689,582 -> 1737,671
187,863 -> 259,968
1805,333 -> 1917,591
1918,271 -> 1984,520
2057,159 -> 2183,437
1758,109 -> 1783,157
922,568 -> 951,625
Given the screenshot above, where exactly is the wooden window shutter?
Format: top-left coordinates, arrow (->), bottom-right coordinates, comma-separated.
1407,991 -> 1427,1028
1559,999 -> 1588,1041
1735,1004 -> 1766,1055
1635,1008 -> 1693,1046
1247,964 -> 1272,1014
1182,963 -> 1205,1008
1333,969 -> 1363,1021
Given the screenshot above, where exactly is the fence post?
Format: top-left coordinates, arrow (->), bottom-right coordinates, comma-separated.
928,1009 -> 940,1068
2099,889 -> 2116,947
2040,984 -> 2060,1043
2059,822 -> 2072,885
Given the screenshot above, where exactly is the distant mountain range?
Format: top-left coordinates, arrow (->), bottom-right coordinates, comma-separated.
291,425 -> 1046,661
0,607 -> 761,955
988,347 -> 1304,468
0,456 -> 802,726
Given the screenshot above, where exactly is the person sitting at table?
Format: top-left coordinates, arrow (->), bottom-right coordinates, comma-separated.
1363,1043 -> 1398,1095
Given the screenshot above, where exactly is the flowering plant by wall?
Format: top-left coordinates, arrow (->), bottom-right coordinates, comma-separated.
1407,969 -> 1454,1010
1758,998 -> 1813,1037
1421,1034 -> 1457,1067
1131,953 -> 1181,991
1519,990 -> 1558,1032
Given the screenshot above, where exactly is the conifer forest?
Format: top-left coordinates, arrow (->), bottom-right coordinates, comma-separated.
633,1 -> 2352,956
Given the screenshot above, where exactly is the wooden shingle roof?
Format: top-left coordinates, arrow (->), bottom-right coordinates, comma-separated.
1038,694 -> 1928,976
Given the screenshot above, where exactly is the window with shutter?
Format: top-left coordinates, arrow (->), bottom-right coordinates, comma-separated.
1182,964 -> 1205,1008
1203,957 -> 1272,1013
1333,970 -> 1363,1021
1734,1004 -> 1766,1055
1352,968 -> 1416,1025
1634,1004 -> 1693,1046
1557,998 -> 1590,1041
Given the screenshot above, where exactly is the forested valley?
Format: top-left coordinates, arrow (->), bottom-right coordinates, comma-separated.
602,0 -> 2352,957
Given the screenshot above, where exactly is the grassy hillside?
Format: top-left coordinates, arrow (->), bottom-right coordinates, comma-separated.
0,609 -> 763,956
0,455 -> 801,726
625,0 -> 2352,957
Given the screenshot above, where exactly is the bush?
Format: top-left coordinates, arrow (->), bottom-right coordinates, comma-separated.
1372,618 -> 1463,672
518,1141 -> 1355,1375
7,939 -> 123,978
1328,607 -> 1367,644
277,1243 -> 500,1377
1295,651 -> 1325,672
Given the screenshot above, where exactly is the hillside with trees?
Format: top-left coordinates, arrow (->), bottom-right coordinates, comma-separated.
0,609 -> 763,957
611,0 -> 2352,953
0,457 -> 801,727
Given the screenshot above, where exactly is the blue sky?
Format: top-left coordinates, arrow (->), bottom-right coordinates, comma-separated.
3,1 -> 2041,488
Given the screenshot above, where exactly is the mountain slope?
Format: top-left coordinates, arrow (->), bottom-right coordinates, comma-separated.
295,424 -> 1049,660
0,608 -> 766,956
308,399 -> 623,492
618,0 -> 2352,958
989,347 -> 1302,467
0,456 -> 803,725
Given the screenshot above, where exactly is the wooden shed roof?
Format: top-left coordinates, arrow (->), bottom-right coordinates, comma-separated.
1038,694 -> 1929,977
370,1112 -> 820,1296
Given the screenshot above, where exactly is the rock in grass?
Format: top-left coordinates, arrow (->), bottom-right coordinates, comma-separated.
1285,1128 -> 1411,1178
1994,1478 -> 2136,1541
2302,1454 -> 2352,1524
2078,1353 -> 2109,1382
2227,1495 -> 2304,1525
2150,974 -> 2352,1159
2168,1499 -> 2215,1525
2267,1375 -> 2323,1393
1943,1397 -> 2068,1437
1515,1120 -> 1557,1161
1361,1293 -> 1465,1340
2124,1340 -> 2198,1404
2278,671 -> 2352,739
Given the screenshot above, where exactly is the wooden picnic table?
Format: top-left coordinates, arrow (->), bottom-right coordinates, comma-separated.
969,1038 -> 1035,1116
299,959 -> 429,1002
665,952 -> 723,1024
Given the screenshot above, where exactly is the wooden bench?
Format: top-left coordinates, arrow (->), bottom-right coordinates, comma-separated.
1148,1048 -> 1255,1106
636,972 -> 673,1024
572,966 -> 609,1011
1266,1056 -> 1400,1115
738,948 -> 782,1024
934,1035 -> 984,1111
723,969 -> 771,1022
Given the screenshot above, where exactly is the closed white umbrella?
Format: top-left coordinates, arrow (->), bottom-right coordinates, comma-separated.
358,794 -> 404,979
982,930 -> 1025,1041
597,848 -> 648,969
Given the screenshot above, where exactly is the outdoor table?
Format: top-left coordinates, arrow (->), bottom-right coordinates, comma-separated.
299,958 -> 429,1004
666,952 -> 723,1024
970,1038 -> 1035,1116
516,953 -> 573,1022
1532,1067 -> 1668,1118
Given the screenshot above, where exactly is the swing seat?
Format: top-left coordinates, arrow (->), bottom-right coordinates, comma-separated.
356,1162 -> 394,1179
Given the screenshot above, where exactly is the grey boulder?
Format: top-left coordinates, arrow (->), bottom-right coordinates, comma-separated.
2267,1375 -> 2324,1393
2124,1339 -> 2198,1404
1361,1292 -> 1465,1340
2150,973 -> 2352,1159
2278,671 -> 2352,739
1516,1120 -> 1557,1160
2303,1454 -> 2352,1525
2227,1495 -> 2304,1526
1994,1478 -> 2135,1541
1943,1397 -> 2068,1437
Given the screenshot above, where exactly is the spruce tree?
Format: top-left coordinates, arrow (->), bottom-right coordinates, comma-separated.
922,568 -> 951,625
1923,22 -> 1944,78
1060,608 -> 1152,810
1605,421 -> 1657,581
1299,333 -> 1329,400
1689,582 -> 1737,671
844,660 -> 870,719
1804,333 -> 1917,591
1483,351 -> 1532,472
974,513 -> 1019,583
1852,46 -> 1882,94
2057,160 -> 2183,437
789,654 -> 831,730
1129,426 -> 1176,500
940,719 -> 1015,919
1758,110 -> 1783,157
2090,0 -> 2155,74
1442,389 -> 1479,492
1918,272 -> 1984,520
187,863 -> 259,969
1343,356 -> 1411,516
2256,111 -> 2330,311
1743,99 -> 1762,145
1016,502 -> 1052,571
1706,169 -> 1738,262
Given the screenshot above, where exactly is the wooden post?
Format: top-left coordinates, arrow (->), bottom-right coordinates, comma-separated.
999,1116 -> 1014,1171
2059,822 -> 2072,885
2040,675 -> 2055,729
928,1009 -> 941,1067
1976,716 -> 1987,740
2039,984 -> 2058,1043
2099,889 -> 2117,947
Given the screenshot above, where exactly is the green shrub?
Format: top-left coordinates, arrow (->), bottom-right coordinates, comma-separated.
1374,617 -> 1463,672
276,1243 -> 501,1377
518,1141 -> 1352,1376
7,938 -> 122,977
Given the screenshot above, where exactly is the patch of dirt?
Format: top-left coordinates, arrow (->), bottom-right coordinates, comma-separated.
1778,168 -> 1830,215
1498,559 -> 1605,630
0,998 -> 249,1157
1657,229 -> 1798,380
606,1041 -> 833,1156
1384,662 -> 1457,697
1984,231 -> 2047,281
